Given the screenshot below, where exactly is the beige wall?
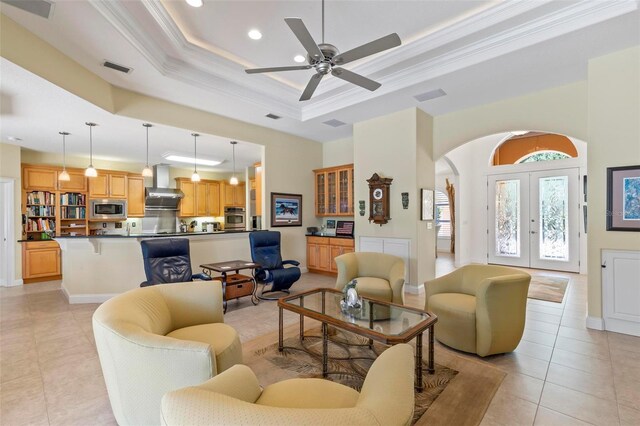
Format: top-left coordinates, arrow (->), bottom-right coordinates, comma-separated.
322,137 -> 354,168
353,108 -> 436,286
0,142 -> 22,283
1,14 -> 322,268
586,46 -> 640,320
433,81 -> 589,159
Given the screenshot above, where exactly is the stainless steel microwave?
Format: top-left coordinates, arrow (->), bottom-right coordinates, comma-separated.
224,206 -> 246,230
89,199 -> 127,220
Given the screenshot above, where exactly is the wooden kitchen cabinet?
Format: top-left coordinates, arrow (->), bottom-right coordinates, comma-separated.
177,179 -> 221,217
177,179 -> 196,217
57,170 -> 87,192
23,166 -> 58,191
89,173 -> 127,198
127,175 -> 145,217
222,182 -> 246,207
22,241 -> 61,283
307,236 -> 354,274
314,164 -> 354,216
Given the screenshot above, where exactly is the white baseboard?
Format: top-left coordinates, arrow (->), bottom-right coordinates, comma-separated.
61,284 -> 116,304
405,283 -> 424,295
601,317 -> 640,337
586,316 -> 604,331
299,267 -> 309,274
9,279 -> 23,287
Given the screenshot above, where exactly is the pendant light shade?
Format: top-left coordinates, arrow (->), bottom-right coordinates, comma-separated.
229,141 -> 238,186
58,131 -> 71,181
191,133 -> 201,182
84,122 -> 98,177
142,123 -> 153,177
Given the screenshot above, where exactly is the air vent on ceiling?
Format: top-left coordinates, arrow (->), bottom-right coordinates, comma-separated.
414,88 -> 447,102
265,113 -> 282,120
322,119 -> 347,128
102,61 -> 133,74
1,0 -> 54,19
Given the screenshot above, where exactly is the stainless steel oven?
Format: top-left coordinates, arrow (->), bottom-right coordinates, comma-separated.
224,207 -> 246,230
89,199 -> 127,220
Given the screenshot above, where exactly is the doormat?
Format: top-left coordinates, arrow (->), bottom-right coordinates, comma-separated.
528,275 -> 569,303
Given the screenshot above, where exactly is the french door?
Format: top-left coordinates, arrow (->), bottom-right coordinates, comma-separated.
488,168 -> 579,272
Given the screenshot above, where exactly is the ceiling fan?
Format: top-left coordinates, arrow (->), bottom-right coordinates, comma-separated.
244,1 -> 401,101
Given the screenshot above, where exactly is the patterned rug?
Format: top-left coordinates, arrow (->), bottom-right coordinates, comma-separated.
250,328 -> 457,424
528,275 -> 569,303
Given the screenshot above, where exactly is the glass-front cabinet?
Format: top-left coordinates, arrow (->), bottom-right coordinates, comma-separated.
314,164 -> 354,216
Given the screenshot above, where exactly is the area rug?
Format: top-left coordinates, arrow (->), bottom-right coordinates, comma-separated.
527,275 -> 569,303
243,324 -> 505,425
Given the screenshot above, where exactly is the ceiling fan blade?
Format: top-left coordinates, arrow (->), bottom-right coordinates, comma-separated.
285,18 -> 325,61
245,65 -> 312,74
333,33 -> 401,65
299,73 -> 324,101
331,68 -> 381,91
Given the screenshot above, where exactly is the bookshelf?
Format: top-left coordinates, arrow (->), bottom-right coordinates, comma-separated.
59,192 -> 88,236
24,191 -> 56,239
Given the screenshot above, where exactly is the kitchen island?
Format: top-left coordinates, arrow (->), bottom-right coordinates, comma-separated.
56,231 -> 254,303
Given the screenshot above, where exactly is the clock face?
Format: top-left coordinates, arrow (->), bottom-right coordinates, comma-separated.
373,188 -> 383,200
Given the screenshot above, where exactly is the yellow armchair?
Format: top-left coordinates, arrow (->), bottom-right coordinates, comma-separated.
335,252 -> 405,305
161,343 -> 415,426
425,265 -> 531,357
93,281 -> 243,426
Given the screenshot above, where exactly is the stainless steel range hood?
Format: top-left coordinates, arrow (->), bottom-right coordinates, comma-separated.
144,165 -> 184,211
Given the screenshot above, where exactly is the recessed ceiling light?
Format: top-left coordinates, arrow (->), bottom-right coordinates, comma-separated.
294,55 -> 306,63
7,136 -> 22,142
164,154 -> 222,167
185,0 -> 203,7
248,29 -> 262,40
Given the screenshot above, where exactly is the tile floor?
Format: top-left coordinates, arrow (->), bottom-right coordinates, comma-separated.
1,254 -> 639,426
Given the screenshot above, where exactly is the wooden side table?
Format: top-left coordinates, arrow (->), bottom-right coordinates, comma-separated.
200,260 -> 260,313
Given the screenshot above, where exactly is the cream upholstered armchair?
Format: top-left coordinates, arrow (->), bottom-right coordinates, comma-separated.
93,281 -> 243,426
335,252 -> 405,305
425,265 -> 531,357
161,343 -> 415,426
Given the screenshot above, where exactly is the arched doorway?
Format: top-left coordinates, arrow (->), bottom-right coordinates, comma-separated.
439,131 -> 587,273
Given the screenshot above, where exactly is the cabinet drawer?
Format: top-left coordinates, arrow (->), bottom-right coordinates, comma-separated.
329,238 -> 354,248
307,236 -> 329,245
25,241 -> 59,250
225,282 -> 254,299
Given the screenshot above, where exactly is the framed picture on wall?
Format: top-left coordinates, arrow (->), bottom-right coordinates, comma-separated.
271,193 -> 303,227
606,165 -> 640,231
421,189 -> 434,221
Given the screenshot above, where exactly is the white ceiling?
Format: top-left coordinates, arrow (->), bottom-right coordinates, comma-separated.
1,0 -> 639,161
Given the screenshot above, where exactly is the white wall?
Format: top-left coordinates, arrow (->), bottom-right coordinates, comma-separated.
322,137 -> 353,168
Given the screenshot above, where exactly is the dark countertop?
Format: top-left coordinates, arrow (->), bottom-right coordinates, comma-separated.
305,233 -> 354,239
19,230 -> 250,241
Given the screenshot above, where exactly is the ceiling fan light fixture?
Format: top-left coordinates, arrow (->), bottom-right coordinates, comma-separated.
185,0 -> 203,7
58,131 -> 71,181
84,122 -> 98,178
294,55 -> 306,63
248,29 -> 262,40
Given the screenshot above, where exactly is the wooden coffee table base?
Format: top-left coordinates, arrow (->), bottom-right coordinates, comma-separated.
278,306 -> 435,392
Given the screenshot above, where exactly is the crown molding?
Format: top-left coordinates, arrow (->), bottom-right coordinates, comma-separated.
301,0 -> 639,120
92,0 -> 638,122
91,0 -> 301,119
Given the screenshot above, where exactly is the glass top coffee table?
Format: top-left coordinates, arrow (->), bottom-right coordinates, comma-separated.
278,288 -> 437,391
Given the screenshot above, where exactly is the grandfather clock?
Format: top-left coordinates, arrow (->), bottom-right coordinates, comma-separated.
367,173 -> 392,225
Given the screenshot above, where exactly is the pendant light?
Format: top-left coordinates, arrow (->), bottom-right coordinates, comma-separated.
142,123 -> 153,177
191,133 -> 201,182
229,141 -> 239,186
84,122 -> 98,177
58,131 -> 71,181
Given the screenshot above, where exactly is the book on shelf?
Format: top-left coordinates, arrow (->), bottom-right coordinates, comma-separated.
60,193 -> 86,206
27,191 -> 54,205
